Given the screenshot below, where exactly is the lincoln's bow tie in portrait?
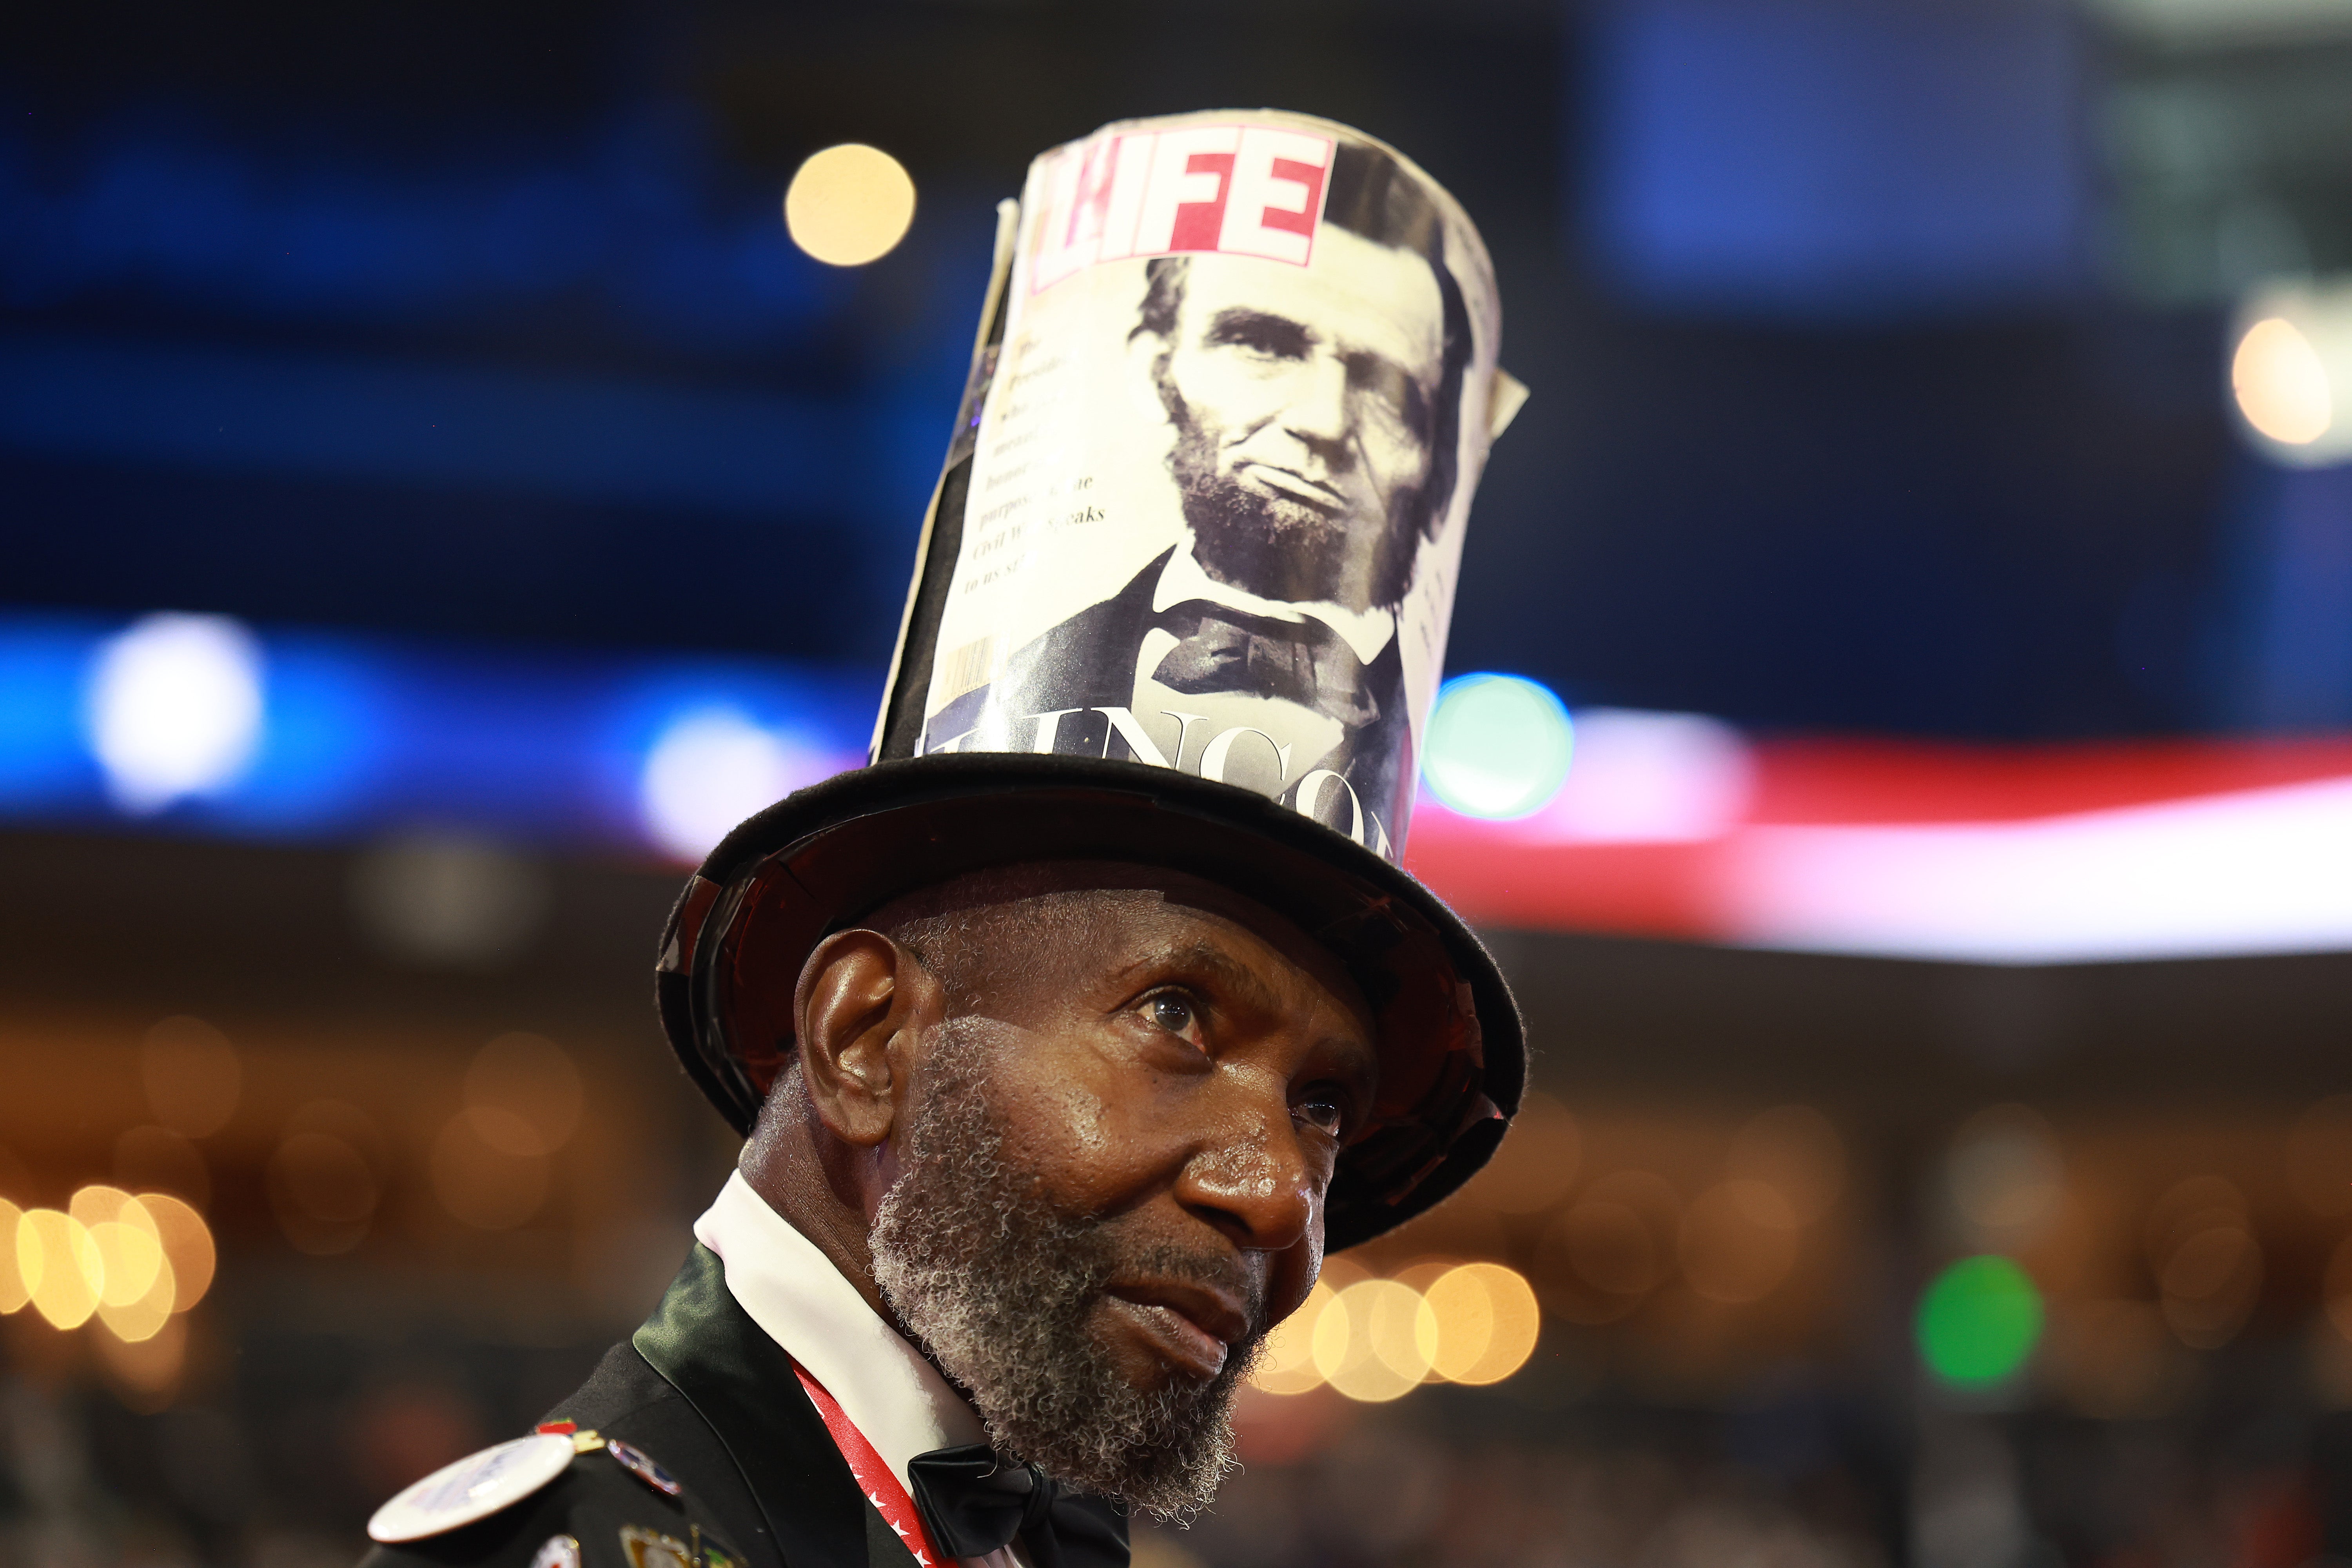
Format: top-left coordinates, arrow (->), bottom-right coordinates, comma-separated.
1151,601 -> 1383,729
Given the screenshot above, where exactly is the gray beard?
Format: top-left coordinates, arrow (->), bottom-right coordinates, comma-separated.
868,1020 -> 1261,1521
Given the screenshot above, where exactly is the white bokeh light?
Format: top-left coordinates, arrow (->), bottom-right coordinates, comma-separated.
784,145 -> 918,267
2231,279 -> 2352,466
640,708 -> 824,862
2234,317 -> 2332,445
1421,674 -> 1575,819
85,614 -> 265,815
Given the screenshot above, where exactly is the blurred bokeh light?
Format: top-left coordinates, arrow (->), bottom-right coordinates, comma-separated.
1250,1261 -> 1540,1401
640,706 -> 833,862
2237,317 -> 2334,446
2234,280 -> 2352,467
1421,674 -> 1574,819
85,614 -> 264,815
784,144 -> 918,267
1417,1263 -> 1541,1386
1918,1256 -> 2045,1387
3,1188 -> 216,1337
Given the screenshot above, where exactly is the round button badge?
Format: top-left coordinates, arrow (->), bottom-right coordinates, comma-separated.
367,1432 -> 576,1543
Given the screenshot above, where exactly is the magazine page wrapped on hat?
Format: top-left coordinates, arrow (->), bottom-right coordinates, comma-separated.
662,107 -> 1527,1254
886,109 -> 1526,863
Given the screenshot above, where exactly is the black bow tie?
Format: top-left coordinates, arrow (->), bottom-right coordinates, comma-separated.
1151,601 -> 1381,730
905,1445 -> 1127,1568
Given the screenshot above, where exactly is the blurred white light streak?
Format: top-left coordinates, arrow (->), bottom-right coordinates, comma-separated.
1722,773 -> 2352,962
85,614 -> 264,814
1512,708 -> 1753,843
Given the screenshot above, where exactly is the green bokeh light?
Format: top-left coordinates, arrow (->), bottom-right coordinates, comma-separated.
1916,1255 -> 2043,1386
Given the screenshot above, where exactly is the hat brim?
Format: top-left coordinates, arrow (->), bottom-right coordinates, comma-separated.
655,753 -> 1523,1250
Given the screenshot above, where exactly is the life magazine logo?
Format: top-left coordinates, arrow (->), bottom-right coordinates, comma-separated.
1029,123 -> 1337,292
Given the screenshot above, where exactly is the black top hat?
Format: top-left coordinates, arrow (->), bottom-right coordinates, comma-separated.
656,111 -> 1526,1250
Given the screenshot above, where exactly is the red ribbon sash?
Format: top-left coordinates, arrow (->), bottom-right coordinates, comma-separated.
793,1362 -> 953,1568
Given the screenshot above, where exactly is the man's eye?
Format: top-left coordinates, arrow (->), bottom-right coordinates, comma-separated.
1295,1090 -> 1346,1138
1205,312 -> 1311,361
1147,994 -> 1198,1038
1348,361 -> 1431,436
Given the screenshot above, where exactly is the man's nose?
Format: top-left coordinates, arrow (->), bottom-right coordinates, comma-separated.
1173,1077 -> 1317,1255
1277,354 -> 1352,456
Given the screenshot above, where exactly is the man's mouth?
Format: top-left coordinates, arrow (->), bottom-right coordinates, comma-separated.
1236,462 -> 1346,515
1102,1280 -> 1252,1381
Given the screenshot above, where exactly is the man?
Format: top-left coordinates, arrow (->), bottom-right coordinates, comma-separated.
364,861 -> 1386,1568
361,110 -> 1519,1568
963,142 -> 1476,838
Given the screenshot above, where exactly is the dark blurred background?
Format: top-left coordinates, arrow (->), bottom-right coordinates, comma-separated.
7,0 -> 2352,1563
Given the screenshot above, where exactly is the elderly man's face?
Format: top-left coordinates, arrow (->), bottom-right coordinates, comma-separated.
866,877 -> 1376,1515
1152,227 -> 1447,609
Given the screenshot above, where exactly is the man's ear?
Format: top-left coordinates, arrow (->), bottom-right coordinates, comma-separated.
792,929 -> 938,1149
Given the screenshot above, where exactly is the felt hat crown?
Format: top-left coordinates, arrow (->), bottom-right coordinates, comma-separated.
659,110 -> 1527,1248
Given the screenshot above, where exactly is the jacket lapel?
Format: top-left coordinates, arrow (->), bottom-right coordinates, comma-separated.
633,1245 -> 918,1568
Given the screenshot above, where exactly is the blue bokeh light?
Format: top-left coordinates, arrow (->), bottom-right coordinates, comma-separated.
0,613 -> 878,854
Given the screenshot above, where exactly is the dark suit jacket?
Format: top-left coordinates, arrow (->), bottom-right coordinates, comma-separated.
360,1245 -> 1083,1568
929,548 -> 1415,842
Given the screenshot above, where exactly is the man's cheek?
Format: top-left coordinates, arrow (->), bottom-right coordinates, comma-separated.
1356,425 -> 1422,488
997,1074 -> 1171,1205
997,1078 -> 1110,1167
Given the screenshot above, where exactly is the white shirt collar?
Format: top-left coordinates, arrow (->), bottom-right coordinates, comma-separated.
1152,542 -> 1396,666
692,1170 -> 988,1490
